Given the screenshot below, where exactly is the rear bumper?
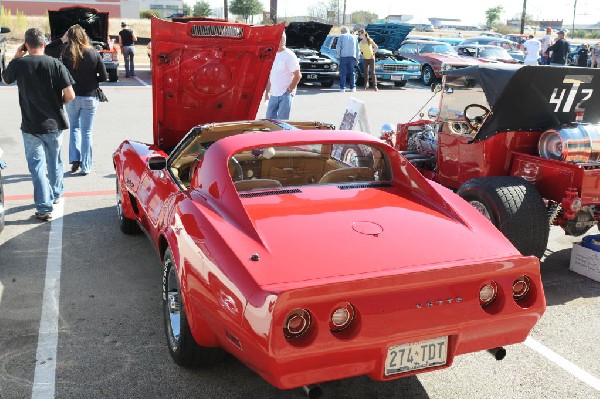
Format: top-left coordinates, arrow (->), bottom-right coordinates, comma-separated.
257,311 -> 539,388
235,256 -> 545,389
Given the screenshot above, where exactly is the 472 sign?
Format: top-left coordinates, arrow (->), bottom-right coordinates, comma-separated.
550,74 -> 594,113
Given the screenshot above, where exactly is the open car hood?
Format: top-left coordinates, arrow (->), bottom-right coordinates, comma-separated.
444,64 -> 600,142
285,22 -> 332,50
366,23 -> 413,51
48,6 -> 108,43
151,17 -> 284,150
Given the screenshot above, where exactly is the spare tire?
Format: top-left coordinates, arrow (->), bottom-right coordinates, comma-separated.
457,176 -> 550,258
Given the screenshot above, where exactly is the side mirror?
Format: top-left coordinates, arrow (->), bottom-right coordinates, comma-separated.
0,27 -> 11,34
147,155 -> 167,171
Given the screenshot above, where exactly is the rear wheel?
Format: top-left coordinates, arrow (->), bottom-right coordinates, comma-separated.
457,176 -> 550,258
163,248 -> 222,367
422,65 -> 436,86
108,68 -> 118,82
116,177 -> 140,234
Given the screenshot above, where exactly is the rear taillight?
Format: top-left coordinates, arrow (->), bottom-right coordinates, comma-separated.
283,309 -> 311,339
329,303 -> 355,332
512,275 -> 531,301
479,281 -> 498,307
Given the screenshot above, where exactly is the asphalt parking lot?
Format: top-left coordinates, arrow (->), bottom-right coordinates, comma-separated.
0,66 -> 599,399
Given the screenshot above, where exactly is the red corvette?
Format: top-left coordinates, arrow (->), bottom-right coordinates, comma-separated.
113,18 -> 545,394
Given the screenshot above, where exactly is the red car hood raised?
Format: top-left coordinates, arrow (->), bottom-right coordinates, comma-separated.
234,186 -> 519,290
151,17 -> 284,150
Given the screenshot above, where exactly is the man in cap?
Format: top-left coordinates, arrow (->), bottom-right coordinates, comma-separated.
545,30 -> 570,66
118,21 -> 137,77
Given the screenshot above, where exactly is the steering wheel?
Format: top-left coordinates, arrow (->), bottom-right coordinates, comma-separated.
463,104 -> 491,132
229,157 -> 243,182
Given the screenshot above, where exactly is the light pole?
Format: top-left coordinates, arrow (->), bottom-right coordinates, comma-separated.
572,0 -> 577,39
520,0 -> 527,34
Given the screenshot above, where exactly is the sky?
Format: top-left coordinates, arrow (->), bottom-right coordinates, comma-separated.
196,0 -> 600,26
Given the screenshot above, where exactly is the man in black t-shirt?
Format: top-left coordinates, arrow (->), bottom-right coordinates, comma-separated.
546,30 -> 570,66
118,21 -> 137,77
2,28 -> 75,221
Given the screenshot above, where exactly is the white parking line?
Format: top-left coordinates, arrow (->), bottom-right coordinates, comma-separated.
31,200 -> 65,399
133,76 -> 149,86
525,336 -> 600,391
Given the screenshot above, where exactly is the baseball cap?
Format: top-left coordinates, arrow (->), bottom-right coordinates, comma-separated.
121,21 -> 127,27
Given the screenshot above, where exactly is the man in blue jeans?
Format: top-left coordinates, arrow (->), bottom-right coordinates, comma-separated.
2,28 -> 75,221
337,26 -> 360,92
264,32 -> 301,120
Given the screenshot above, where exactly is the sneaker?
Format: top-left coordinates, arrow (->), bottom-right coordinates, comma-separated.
53,197 -> 61,204
35,211 -> 52,221
131,74 -> 136,77
340,88 -> 346,92
351,87 -> 357,92
125,74 -> 131,78
71,161 -> 81,173
80,171 -> 89,176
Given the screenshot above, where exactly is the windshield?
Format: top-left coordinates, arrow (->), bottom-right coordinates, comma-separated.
230,143 -> 391,192
479,47 -> 510,59
438,76 -> 489,133
420,43 -> 454,54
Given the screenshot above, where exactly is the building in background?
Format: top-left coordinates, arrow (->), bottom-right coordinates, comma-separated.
1,0 -> 183,19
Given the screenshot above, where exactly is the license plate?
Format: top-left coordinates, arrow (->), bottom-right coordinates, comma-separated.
384,336 -> 448,376
390,75 -> 404,81
307,74 -> 318,80
407,75 -> 419,79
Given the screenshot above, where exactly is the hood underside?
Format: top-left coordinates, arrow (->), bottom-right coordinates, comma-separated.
151,17 -> 284,150
444,64 -> 600,141
48,7 -> 108,43
285,22 -> 332,50
366,23 -> 413,51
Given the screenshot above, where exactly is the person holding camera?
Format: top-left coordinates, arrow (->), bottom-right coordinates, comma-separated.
1,28 -> 75,221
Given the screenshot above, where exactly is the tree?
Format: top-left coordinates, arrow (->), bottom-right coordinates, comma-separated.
485,6 -> 504,28
183,3 -> 191,16
327,0 -> 340,25
307,2 -> 328,21
229,0 -> 263,22
193,1 -> 211,17
351,10 -> 378,25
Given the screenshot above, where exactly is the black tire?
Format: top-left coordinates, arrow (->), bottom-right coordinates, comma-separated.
163,248 -> 222,367
108,68 -> 118,82
321,80 -> 334,88
422,65 -> 436,86
457,176 -> 549,258
394,80 -> 408,87
116,177 -> 140,234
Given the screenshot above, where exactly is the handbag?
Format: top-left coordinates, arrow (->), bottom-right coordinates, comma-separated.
97,87 -> 108,102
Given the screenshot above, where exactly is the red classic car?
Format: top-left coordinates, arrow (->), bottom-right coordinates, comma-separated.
395,39 -> 480,86
387,64 -> 600,259
113,18 -> 545,395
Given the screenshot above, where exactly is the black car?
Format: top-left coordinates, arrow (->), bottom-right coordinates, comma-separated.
1,27 -> 10,81
285,22 -> 339,88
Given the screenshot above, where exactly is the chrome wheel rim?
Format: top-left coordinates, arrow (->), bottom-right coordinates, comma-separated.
166,265 -> 181,342
116,180 -> 124,222
469,200 -> 492,221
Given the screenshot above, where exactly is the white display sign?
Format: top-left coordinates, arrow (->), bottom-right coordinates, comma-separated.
339,97 -> 371,134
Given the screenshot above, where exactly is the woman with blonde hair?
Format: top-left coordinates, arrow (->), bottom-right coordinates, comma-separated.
357,29 -> 379,90
61,24 -> 107,175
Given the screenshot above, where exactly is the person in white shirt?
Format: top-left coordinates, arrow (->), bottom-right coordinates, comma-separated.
539,27 -> 553,65
523,35 -> 542,65
264,32 -> 301,120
